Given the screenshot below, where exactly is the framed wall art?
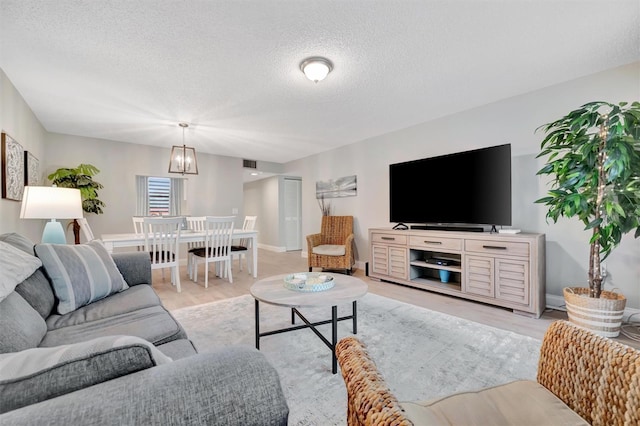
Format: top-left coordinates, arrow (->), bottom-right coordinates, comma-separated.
24,151 -> 40,186
1,132 -> 25,201
315,175 -> 357,199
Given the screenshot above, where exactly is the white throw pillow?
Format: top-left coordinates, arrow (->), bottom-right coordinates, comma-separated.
0,241 -> 42,302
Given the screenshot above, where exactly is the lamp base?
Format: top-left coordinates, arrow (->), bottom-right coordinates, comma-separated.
42,220 -> 67,244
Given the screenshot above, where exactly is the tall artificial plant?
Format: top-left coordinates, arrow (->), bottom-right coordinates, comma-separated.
48,164 -> 105,244
535,101 -> 640,298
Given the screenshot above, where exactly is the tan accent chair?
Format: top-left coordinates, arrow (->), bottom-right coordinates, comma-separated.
307,215 -> 355,275
335,320 -> 640,426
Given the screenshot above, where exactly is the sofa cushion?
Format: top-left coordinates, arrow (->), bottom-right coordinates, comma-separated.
0,232 -> 35,255
312,244 -> 346,256
156,338 -> 198,360
400,380 -> 589,425
41,305 -> 188,347
35,240 -> 129,315
0,335 -> 172,414
0,241 -> 43,302
46,284 -> 162,330
0,292 -> 47,354
14,269 -> 56,320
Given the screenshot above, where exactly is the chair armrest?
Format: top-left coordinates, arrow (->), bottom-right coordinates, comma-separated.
306,233 -> 322,251
344,233 -> 355,266
335,337 -> 413,426
537,320 -> 640,425
111,252 -> 152,286
1,346 -> 289,426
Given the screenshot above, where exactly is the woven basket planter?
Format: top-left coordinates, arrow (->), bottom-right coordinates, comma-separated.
563,287 -> 626,338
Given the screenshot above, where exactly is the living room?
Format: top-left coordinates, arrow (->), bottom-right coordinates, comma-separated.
1,1 -> 639,424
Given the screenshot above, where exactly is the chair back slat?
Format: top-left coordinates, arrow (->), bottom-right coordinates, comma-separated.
186,216 -> 207,250
77,217 -> 95,242
238,215 -> 257,247
204,216 -> 235,260
143,217 -> 182,268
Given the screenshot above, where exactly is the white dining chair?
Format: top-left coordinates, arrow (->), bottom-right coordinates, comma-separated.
132,216 -> 147,235
231,215 -> 257,273
143,216 -> 182,292
185,216 -> 207,280
190,216 -> 235,288
77,217 -> 95,242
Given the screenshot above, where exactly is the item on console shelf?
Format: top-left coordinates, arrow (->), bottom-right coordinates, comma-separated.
424,257 -> 458,266
498,228 -> 521,234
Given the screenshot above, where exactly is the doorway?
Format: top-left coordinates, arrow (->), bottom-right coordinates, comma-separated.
283,177 -> 302,251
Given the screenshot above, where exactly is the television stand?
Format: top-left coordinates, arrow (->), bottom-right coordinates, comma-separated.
410,224 -> 484,232
369,228 -> 546,318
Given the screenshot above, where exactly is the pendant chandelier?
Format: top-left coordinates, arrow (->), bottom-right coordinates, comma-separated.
168,122 -> 198,175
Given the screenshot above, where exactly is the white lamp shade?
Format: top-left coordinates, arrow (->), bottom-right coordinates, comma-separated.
20,186 -> 83,219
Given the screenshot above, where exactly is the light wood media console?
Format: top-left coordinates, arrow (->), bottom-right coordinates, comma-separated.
368,228 -> 546,318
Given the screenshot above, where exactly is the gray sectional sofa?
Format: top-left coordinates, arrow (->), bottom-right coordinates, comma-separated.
0,232 -> 289,425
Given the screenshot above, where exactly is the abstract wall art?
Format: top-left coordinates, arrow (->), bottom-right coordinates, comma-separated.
315,175 -> 357,199
24,151 -> 40,186
1,132 -> 25,201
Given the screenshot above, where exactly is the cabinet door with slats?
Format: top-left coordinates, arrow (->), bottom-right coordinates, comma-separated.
464,255 -> 494,297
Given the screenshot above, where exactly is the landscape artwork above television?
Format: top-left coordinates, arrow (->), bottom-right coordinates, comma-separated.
389,143 -> 512,228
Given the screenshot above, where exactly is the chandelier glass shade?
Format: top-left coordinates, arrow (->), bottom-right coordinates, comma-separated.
168,123 -> 198,175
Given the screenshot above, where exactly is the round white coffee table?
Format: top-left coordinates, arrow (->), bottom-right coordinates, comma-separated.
250,273 -> 368,374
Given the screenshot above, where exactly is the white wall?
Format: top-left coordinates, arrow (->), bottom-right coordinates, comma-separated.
0,69 -> 48,242
43,133 -> 245,241
283,62 -> 640,308
244,176 -> 282,250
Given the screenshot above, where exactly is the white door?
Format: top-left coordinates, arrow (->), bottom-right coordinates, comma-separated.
284,178 -> 302,251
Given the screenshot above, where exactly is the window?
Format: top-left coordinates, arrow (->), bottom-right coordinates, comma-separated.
136,176 -> 185,216
148,177 -> 170,216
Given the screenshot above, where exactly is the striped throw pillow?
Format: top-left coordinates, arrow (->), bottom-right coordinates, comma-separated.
35,240 -> 129,314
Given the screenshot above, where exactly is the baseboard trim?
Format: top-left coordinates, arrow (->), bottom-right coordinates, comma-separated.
257,243 -> 286,253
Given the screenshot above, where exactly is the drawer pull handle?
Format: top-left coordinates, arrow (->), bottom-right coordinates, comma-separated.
424,241 -> 442,245
381,237 -> 395,241
483,245 -> 507,250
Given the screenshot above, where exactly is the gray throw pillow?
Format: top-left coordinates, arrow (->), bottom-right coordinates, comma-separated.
0,335 -> 172,413
35,240 -> 129,315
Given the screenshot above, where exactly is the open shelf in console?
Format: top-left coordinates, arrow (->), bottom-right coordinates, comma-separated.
409,249 -> 462,291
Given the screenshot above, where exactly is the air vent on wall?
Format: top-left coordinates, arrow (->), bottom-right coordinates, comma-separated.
243,159 -> 257,169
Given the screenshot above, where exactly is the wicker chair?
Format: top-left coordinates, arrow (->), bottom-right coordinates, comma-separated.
307,215 -> 355,275
335,320 -> 640,426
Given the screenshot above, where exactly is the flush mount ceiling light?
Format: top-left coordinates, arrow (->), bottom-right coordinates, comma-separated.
300,57 -> 333,83
168,122 -> 198,175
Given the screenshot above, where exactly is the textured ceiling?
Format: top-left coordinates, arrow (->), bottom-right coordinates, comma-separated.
1,0 -> 639,165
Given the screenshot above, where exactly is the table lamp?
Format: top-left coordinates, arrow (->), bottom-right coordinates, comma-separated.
20,186 -> 84,244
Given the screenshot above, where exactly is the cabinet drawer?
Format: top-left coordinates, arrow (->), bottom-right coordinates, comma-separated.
410,235 -> 462,251
465,239 -> 529,257
371,233 -> 407,245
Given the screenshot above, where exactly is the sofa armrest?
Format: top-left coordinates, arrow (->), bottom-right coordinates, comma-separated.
537,320 -> 640,425
1,345 -> 289,426
111,252 -> 151,286
335,337 -> 412,426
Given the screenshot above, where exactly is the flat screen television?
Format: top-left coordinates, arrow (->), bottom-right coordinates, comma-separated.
389,143 -> 512,229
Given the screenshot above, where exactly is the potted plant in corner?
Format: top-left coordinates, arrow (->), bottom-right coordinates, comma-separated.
48,164 -> 105,244
535,101 -> 640,337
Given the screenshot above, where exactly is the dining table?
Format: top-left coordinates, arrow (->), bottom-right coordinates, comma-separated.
101,229 -> 259,278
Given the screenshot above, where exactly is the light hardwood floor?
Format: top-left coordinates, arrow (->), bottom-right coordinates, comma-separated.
154,248 -> 640,348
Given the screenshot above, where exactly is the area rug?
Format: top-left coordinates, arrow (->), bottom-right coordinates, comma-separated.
171,293 -> 542,426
